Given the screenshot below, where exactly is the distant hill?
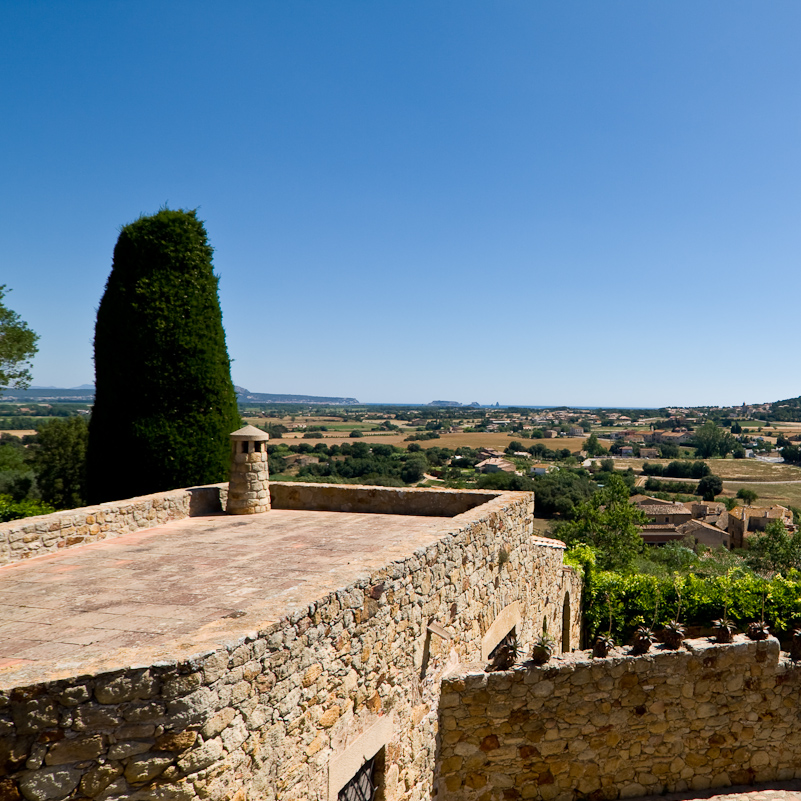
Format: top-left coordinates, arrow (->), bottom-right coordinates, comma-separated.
428,400 -> 462,407
1,386 -> 359,406
1,387 -> 95,401
767,396 -> 801,422
236,390 -> 359,405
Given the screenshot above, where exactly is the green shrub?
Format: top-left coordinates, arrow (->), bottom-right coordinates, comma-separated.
0,495 -> 55,523
584,570 -> 801,643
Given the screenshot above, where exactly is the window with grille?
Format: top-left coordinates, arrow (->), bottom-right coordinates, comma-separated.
338,756 -> 377,801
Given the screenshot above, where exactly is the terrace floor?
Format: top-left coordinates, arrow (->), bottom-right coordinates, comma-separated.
0,509 -> 459,688
636,784 -> 801,801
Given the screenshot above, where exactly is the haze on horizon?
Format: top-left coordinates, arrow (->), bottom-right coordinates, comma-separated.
2,2 -> 799,409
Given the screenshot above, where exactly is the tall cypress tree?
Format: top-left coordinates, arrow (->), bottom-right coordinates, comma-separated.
87,209 -> 240,503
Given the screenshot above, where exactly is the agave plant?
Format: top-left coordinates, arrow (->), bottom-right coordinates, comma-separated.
530,632 -> 556,666
746,621 -> 770,641
592,633 -> 615,658
662,620 -> 686,650
712,570 -> 736,644
487,632 -> 520,671
790,629 -> 801,661
593,592 -> 616,658
631,625 -> 656,655
712,618 -> 736,644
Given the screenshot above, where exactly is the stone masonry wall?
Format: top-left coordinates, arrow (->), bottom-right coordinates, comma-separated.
0,491 -> 581,801
269,483 -> 500,517
0,487 -> 226,567
0,482 -> 499,568
437,636 -> 801,801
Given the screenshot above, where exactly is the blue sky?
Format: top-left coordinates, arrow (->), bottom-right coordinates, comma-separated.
2,2 -> 799,407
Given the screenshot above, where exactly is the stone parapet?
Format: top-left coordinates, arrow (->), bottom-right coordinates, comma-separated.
269,482 -> 500,517
437,636 -> 801,801
0,485 -> 226,567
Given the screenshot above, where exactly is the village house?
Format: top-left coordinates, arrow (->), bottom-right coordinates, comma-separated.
727,504 -> 795,548
477,447 -> 506,459
678,518 -> 732,550
529,463 -> 553,476
475,457 -> 516,474
637,502 -> 693,527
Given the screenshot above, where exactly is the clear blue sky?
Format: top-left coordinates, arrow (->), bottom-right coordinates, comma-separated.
2,2 -> 799,407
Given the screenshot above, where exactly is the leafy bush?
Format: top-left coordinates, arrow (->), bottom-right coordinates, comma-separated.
0,495 -> 55,523
584,570 -> 801,643
644,477 -> 697,495
533,470 -> 596,517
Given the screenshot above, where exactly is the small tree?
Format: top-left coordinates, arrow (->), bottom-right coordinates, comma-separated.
87,209 -> 240,503
0,285 -> 38,392
32,416 -> 89,509
556,473 -> 646,571
696,474 -> 723,501
737,488 -> 758,506
584,433 -> 607,457
746,520 -> 801,574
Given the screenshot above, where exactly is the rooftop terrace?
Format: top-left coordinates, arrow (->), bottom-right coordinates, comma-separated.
0,487 -> 509,690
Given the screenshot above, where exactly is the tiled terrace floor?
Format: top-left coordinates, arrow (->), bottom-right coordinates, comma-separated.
0,509 -> 454,687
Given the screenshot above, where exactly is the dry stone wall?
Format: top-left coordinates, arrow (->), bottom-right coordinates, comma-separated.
0,487 -> 226,567
269,483 -> 499,517
437,636 -> 801,801
0,490 -> 581,801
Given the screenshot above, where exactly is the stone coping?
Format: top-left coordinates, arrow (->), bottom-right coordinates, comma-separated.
0,488 -> 538,690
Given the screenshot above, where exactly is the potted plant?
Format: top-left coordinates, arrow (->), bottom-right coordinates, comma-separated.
631,595 -> 660,656
790,629 -> 801,661
593,593 -> 616,658
662,620 -> 686,650
631,625 -> 656,655
712,570 -> 736,643
531,619 -> 555,666
712,618 -> 736,643
662,580 -> 685,650
531,632 -> 556,666
747,571 -> 773,641
487,631 -> 520,671
746,621 -> 770,641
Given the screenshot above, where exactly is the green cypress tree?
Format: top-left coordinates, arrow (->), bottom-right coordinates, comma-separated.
87,209 -> 240,503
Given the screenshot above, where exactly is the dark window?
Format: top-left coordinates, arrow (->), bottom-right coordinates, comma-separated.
338,757 -> 377,801
241,442 -> 249,453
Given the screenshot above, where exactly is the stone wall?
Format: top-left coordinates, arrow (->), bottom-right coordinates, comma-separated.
269,483 -> 500,517
0,482 -> 499,568
0,490 -> 581,801
437,636 -> 801,801
0,486 -> 226,567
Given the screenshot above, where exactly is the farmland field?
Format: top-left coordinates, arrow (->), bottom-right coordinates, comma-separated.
241,423 -> 590,453
722,481 -> 801,510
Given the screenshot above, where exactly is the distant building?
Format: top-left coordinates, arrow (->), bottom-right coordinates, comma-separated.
728,505 -> 794,549
476,457 -> 516,474
678,519 -> 731,550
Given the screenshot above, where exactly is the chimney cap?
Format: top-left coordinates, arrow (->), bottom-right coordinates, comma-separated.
230,424 -> 270,441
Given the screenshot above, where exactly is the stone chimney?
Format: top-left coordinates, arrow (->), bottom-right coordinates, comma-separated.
228,425 -> 270,514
